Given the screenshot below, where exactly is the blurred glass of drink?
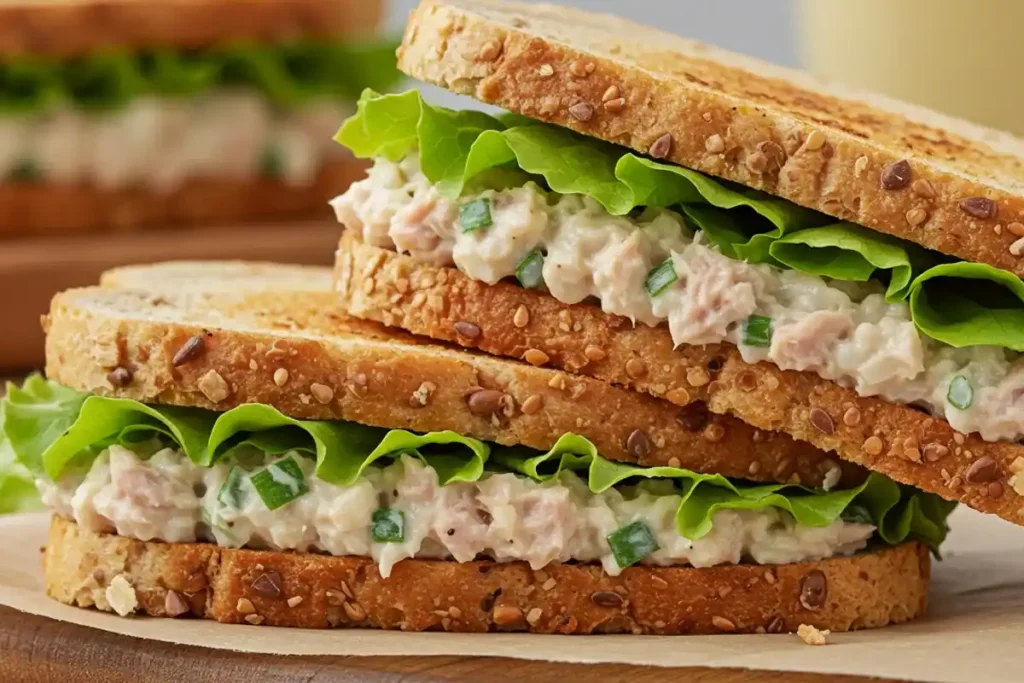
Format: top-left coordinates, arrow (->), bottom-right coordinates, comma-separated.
797,0 -> 1024,136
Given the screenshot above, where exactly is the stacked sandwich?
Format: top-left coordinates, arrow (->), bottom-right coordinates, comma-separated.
0,0 -> 402,371
11,261 -> 943,634
11,0 -> 1024,635
0,0 -> 400,235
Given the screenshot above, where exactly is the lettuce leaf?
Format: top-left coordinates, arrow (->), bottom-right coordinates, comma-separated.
496,434 -> 954,549
0,402 -> 43,513
1,377 -> 954,551
0,471 -> 40,514
2,376 -> 87,476
769,222 -> 923,302
6,385 -> 485,487
0,39 -> 403,113
909,262 -> 1024,351
335,89 -> 824,238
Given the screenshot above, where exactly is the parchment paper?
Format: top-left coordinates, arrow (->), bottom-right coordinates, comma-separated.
2,507 -> 1021,683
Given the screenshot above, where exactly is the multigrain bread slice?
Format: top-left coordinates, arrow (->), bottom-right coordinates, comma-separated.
39,260 -> 863,489
0,0 -> 383,57
0,159 -> 365,237
399,0 -> 1024,278
44,516 -> 930,634
334,237 -> 1024,526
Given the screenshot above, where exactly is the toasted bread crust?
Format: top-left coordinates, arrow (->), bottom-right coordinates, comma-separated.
335,238 -> 1024,526
0,0 -> 382,57
399,0 -> 1024,278
44,516 -> 930,634
42,263 -> 857,488
0,159 -> 366,238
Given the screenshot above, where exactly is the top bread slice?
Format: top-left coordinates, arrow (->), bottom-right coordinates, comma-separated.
399,0 -> 1024,278
0,0 -> 382,57
335,235 -> 1024,528
40,260 -> 859,488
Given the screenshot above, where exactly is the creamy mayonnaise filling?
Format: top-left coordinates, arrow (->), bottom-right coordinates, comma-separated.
332,155 -> 1024,443
38,445 -> 874,578
0,92 -> 352,190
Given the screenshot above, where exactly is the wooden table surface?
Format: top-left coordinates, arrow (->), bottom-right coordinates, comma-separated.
0,606 -> 897,683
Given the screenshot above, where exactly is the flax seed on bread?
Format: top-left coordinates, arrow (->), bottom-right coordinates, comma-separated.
0,0 -> 383,57
0,158 -> 365,237
44,515 -> 930,634
399,0 -> 1024,278
334,237 -> 1024,526
40,261 -> 861,489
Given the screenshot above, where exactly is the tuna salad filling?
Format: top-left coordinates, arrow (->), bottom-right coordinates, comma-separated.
0,41 -> 403,189
1,378 -> 954,571
0,94 -> 352,189
40,445 -> 876,578
333,90 -> 1024,445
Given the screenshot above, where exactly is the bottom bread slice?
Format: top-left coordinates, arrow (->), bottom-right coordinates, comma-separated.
44,516 -> 929,634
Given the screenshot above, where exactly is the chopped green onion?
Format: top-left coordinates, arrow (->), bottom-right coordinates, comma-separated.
947,375 -> 973,410
8,159 -> 39,183
202,506 -> 238,545
217,466 -> 248,510
515,249 -> 545,289
459,197 -> 493,232
606,520 -> 659,569
250,456 -> 309,510
259,144 -> 284,179
371,508 -> 406,543
840,504 -> 873,526
644,259 -> 678,297
743,315 -> 773,348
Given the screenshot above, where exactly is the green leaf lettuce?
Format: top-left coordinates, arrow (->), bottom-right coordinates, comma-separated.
335,89 -> 823,237
0,39 -> 404,113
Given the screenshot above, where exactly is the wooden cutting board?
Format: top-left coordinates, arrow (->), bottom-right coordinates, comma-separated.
0,221 -> 339,373
0,606 -> 897,683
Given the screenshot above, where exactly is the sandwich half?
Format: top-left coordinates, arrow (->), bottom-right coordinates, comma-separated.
0,0 -> 400,236
0,262 -> 951,634
330,0 -> 1024,528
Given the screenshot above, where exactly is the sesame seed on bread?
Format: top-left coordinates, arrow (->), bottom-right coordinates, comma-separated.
333,236 -> 1024,527
0,0 -> 383,57
41,260 -> 862,489
0,158 -> 366,238
44,515 -> 930,634
399,0 -> 1024,277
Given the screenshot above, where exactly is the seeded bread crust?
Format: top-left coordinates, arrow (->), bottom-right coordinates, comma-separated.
399,0 -> 1024,278
334,237 -> 1024,526
0,159 -> 365,238
0,0 -> 383,57
41,261 -> 858,489
44,516 -> 930,634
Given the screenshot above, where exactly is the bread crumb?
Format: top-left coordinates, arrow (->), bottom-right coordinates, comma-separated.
822,463 -> 842,491
105,575 -> 138,617
796,623 -> 830,645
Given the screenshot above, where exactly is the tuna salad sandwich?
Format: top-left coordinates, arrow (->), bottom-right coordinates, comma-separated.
331,0 -> 1024,530
0,0 -> 400,236
0,261 -> 951,633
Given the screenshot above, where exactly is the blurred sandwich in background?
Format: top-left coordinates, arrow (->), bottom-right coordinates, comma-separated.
0,0 -> 400,371
0,0 -> 400,234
